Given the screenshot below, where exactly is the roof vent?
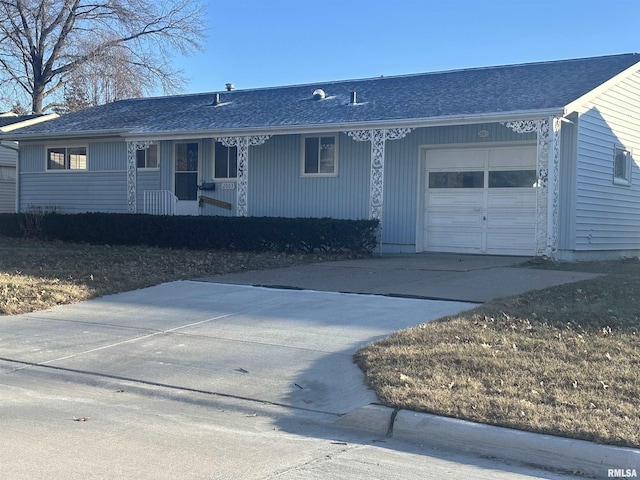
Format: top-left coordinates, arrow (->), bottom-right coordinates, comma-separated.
212,93 -> 220,106
313,89 -> 326,100
350,91 -> 357,105
225,83 -> 234,91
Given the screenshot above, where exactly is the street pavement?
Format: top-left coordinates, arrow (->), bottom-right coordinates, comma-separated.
0,255 -> 613,479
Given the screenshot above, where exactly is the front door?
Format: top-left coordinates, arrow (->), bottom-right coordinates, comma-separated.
174,142 -> 199,215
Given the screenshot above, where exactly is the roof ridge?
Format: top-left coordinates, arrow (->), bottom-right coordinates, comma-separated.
129,53 -> 640,100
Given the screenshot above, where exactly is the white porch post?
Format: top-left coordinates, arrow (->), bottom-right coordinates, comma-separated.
502,118 -> 561,257
345,128 -> 413,249
217,135 -> 270,217
126,140 -> 153,213
548,116 -> 562,258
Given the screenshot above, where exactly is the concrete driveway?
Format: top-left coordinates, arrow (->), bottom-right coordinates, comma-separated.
0,281 -> 475,416
203,253 -> 599,302
0,255 -> 598,478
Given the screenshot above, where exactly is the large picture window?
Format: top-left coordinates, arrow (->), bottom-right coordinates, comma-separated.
214,142 -> 237,179
303,135 -> 337,176
47,146 -> 87,170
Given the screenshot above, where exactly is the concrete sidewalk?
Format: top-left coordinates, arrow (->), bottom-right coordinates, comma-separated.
203,253 -> 600,302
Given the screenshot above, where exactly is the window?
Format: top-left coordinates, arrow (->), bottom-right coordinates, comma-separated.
489,170 -> 537,188
0,166 -> 15,181
47,146 -> 87,170
136,144 -> 158,169
214,142 -> 237,179
614,146 -> 632,185
429,171 -> 484,188
303,135 -> 337,176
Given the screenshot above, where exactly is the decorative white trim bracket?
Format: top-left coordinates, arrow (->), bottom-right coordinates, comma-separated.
501,118 -> 561,257
345,128 -> 413,221
126,141 -> 153,213
217,135 -> 271,217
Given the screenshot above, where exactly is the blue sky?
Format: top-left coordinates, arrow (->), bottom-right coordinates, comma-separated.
175,0 -> 640,94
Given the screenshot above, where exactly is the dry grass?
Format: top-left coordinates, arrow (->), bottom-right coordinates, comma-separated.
0,236 -> 354,315
355,258 -> 640,449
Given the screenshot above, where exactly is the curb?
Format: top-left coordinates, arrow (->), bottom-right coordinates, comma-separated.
334,404 -> 640,478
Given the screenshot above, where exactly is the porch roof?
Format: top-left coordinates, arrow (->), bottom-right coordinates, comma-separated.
5,53 -> 640,140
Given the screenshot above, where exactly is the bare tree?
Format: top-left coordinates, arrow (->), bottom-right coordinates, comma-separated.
0,0 -> 206,113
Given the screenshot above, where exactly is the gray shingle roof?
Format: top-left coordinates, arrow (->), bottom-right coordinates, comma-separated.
7,54 -> 640,138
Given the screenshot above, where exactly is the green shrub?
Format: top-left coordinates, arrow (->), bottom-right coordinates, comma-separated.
35,213 -> 378,253
0,213 -> 21,237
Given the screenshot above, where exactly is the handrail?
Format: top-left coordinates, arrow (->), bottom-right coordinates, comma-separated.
143,190 -> 177,215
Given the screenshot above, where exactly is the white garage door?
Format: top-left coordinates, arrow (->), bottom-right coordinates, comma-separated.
424,146 -> 537,256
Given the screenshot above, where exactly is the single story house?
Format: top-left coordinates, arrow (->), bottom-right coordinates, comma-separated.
0,112 -> 58,212
3,53 -> 640,260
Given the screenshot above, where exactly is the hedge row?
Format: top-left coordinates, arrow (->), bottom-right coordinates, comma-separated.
0,213 -> 378,254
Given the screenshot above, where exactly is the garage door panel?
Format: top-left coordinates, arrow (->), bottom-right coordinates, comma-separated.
488,147 -> 536,168
424,145 -> 537,256
488,190 -> 536,208
427,191 -> 484,208
428,149 -> 486,169
486,231 -> 536,254
487,214 -> 536,228
429,212 -> 483,228
428,229 -> 483,250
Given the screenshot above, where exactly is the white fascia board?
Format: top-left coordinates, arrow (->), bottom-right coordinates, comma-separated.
124,108 -> 564,141
563,61 -> 640,114
2,128 -> 129,142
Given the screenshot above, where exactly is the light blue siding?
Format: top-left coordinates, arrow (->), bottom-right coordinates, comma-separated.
19,144 -> 44,173
0,143 -> 17,212
382,123 -> 536,250
136,170 -> 161,211
18,139 -> 128,213
250,134 -> 369,219
159,140 -> 173,191
89,141 -> 127,171
19,172 -> 127,213
16,123 -> 537,250
557,118 -> 578,251
572,71 -> 640,255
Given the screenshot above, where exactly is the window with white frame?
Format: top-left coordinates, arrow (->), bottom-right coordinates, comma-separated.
214,142 -> 237,179
136,144 -> 158,169
614,146 -> 632,185
47,146 -> 87,170
0,166 -> 15,181
302,135 -> 337,176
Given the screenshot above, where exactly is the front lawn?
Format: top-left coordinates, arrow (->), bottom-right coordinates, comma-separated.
0,236 -> 350,315
355,258 -> 640,448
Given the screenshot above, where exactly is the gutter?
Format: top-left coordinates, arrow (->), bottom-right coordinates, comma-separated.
1,128 -> 131,142
2,108 -> 565,143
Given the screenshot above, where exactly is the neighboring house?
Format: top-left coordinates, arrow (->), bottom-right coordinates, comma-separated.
3,54 -> 640,260
0,112 -> 58,213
